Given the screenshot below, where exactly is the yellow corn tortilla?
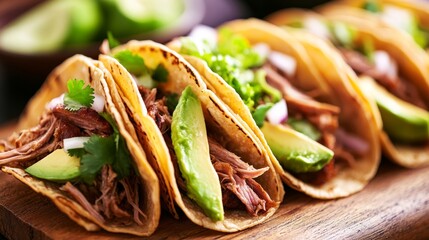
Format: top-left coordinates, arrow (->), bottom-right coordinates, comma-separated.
168,19 -> 381,199
267,9 -> 429,168
2,55 -> 160,236
99,40 -> 284,232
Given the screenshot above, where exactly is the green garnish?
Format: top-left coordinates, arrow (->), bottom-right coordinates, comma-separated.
114,50 -> 149,76
107,31 -> 120,49
152,64 -> 168,82
252,103 -> 273,128
166,93 -> 179,113
179,28 -> 276,116
329,22 -> 357,48
362,37 -> 375,62
113,50 -> 169,86
287,118 -> 321,141
362,0 -> 382,13
63,79 -> 94,111
67,113 -> 133,184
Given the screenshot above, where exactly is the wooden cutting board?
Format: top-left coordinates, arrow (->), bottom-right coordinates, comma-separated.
1,123 -> 429,239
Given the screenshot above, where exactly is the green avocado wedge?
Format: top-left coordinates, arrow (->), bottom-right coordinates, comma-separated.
25,149 -> 80,182
261,122 -> 334,173
171,86 -> 224,221
359,78 -> 429,143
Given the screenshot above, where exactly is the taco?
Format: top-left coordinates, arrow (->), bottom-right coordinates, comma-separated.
322,0 -> 429,51
166,19 -> 380,199
99,40 -> 284,232
267,9 -> 429,168
0,55 -> 160,236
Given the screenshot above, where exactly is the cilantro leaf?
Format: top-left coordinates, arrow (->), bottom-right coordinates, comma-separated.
79,135 -> 116,184
63,79 -> 94,111
78,112 -> 133,184
362,0 -> 382,13
107,31 -> 120,49
252,103 -> 273,128
112,135 -> 132,179
152,64 -> 168,82
113,50 -> 149,76
67,148 -> 86,159
288,118 -> 321,141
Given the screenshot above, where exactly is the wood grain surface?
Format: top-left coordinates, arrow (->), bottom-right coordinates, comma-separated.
1,123 -> 429,240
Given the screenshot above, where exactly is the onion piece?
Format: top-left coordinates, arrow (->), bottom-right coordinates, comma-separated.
381,5 -> 414,34
253,43 -> 271,60
335,128 -> 369,156
266,99 -> 288,125
268,51 -> 297,77
46,94 -> 64,110
91,94 -> 105,113
188,25 -> 218,48
303,17 -> 331,40
63,137 -> 90,152
374,50 -> 398,79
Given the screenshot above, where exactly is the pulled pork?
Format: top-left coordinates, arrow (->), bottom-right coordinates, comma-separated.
0,105 -> 145,226
339,48 -> 428,110
264,62 -> 362,185
139,86 -> 275,216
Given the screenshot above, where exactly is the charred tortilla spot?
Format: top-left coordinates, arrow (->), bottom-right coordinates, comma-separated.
161,50 -> 168,58
88,67 -> 93,83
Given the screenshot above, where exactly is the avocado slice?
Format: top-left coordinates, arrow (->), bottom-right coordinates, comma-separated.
261,122 -> 334,173
0,0 -> 101,54
25,149 -> 80,181
359,78 -> 429,143
171,86 -> 224,221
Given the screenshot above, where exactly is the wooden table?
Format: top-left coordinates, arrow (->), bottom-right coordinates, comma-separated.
1,122 -> 428,240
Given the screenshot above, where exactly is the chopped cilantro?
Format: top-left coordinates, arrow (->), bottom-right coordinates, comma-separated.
107,31 -> 120,49
252,103 -> 273,128
63,79 -> 94,111
166,93 -> 179,113
362,0 -> 382,13
68,112 -> 133,184
288,118 -> 321,141
152,64 -> 168,82
114,50 -> 149,76
79,135 -> 115,184
67,148 -> 86,158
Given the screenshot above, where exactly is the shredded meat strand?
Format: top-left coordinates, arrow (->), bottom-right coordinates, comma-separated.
0,104 -> 145,226
138,85 -> 275,215
61,182 -> 106,223
210,138 -> 276,216
339,48 -> 428,110
52,106 -> 113,136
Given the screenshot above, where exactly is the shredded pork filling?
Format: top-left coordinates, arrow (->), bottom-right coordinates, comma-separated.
339,48 -> 428,110
139,86 -> 276,216
263,62 -> 361,185
0,105 -> 145,226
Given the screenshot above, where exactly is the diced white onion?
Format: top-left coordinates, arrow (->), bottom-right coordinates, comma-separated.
91,94 -> 105,113
268,51 -> 297,77
266,99 -> 288,125
335,128 -> 369,156
303,17 -> 331,40
381,5 -> 414,33
252,43 -> 271,60
374,50 -> 398,79
188,25 -> 218,48
46,94 -> 64,110
63,137 -> 90,151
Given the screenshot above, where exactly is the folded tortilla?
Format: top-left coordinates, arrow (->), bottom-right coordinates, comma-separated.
99,40 -> 284,232
0,55 -> 160,236
167,19 -> 381,199
267,9 -> 429,168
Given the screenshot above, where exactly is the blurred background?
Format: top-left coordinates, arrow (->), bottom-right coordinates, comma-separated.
0,0 -> 328,125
